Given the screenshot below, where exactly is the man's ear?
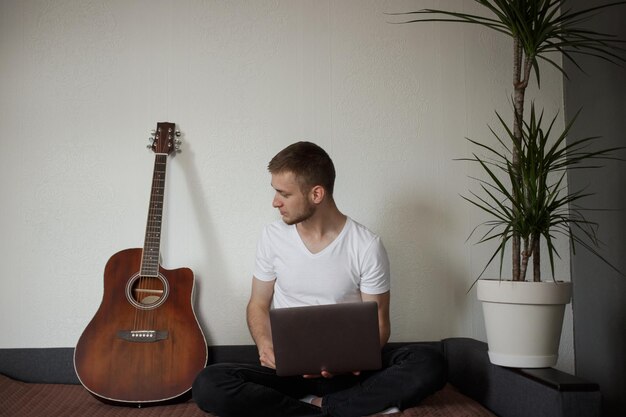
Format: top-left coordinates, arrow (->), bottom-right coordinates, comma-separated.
309,185 -> 325,204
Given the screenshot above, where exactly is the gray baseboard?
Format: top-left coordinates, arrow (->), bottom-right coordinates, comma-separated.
0,347 -> 78,384
0,345 -> 261,385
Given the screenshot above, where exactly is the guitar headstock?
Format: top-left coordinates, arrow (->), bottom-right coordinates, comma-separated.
147,122 -> 182,154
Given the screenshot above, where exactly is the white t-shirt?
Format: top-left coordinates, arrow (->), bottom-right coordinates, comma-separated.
253,217 -> 390,308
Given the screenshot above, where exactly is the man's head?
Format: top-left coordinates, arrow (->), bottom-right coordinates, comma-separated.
267,141 -> 336,196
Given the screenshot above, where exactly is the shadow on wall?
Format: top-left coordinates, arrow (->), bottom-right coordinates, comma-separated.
375,192 -> 472,341
167,140 -> 236,346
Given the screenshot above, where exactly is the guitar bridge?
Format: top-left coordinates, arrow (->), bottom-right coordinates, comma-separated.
117,330 -> 168,343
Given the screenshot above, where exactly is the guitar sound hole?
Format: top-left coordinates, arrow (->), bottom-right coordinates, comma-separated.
126,273 -> 169,310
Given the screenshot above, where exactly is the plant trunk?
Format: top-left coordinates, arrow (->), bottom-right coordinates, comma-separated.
532,233 -> 541,282
512,38 -> 534,281
511,38 -> 523,281
520,238 -> 530,281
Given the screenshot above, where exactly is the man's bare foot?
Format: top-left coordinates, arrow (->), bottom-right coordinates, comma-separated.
299,395 -> 322,408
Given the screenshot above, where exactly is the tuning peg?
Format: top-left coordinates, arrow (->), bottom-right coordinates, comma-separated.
174,129 -> 182,152
147,131 -> 156,151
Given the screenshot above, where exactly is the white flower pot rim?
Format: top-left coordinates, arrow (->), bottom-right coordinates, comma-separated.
477,279 -> 572,305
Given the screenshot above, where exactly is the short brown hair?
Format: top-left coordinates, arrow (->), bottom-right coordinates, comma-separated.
268,141 -> 336,195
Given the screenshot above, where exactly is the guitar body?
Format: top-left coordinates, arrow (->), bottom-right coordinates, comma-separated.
74,122 -> 207,405
74,248 -> 207,404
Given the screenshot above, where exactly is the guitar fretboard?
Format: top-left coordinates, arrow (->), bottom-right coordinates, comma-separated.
140,154 -> 168,276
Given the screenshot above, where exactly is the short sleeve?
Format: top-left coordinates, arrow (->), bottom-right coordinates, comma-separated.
359,236 -> 391,294
253,226 -> 276,282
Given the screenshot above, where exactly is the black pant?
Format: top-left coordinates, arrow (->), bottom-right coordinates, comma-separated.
192,344 -> 447,417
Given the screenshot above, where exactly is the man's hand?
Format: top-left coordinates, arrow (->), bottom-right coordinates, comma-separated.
258,345 -> 276,369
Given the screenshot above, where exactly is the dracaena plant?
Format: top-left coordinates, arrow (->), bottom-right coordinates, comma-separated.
391,0 -> 626,281
464,104 -> 622,283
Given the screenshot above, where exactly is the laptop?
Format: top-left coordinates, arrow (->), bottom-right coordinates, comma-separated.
269,301 -> 382,377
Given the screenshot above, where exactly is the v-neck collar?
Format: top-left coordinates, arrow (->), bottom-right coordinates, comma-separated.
292,217 -> 351,256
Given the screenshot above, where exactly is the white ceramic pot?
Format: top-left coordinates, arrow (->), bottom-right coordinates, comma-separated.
477,279 -> 572,368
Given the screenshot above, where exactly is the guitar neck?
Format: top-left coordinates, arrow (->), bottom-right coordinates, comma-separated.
140,153 -> 168,276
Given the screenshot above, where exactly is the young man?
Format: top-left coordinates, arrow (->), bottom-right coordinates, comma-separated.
193,142 -> 446,417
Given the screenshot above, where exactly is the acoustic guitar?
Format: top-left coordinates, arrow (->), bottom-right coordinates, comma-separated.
74,122 -> 207,405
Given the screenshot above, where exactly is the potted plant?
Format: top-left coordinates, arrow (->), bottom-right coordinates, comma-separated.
463,103 -> 622,367
391,0 -> 626,367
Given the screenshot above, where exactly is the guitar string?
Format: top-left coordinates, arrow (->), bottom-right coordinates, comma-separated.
136,152 -> 163,333
149,151 -> 168,334
149,153 -> 166,334
147,154 -> 164,332
134,129 -> 170,340
135,154 -> 153,333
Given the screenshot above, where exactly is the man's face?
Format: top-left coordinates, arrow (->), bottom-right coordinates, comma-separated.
271,171 -> 315,225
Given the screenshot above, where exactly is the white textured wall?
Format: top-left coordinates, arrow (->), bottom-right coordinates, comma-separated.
0,1 -> 572,371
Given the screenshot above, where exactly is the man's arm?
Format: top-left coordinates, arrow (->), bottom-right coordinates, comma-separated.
361,291 -> 391,347
246,276 -> 276,368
